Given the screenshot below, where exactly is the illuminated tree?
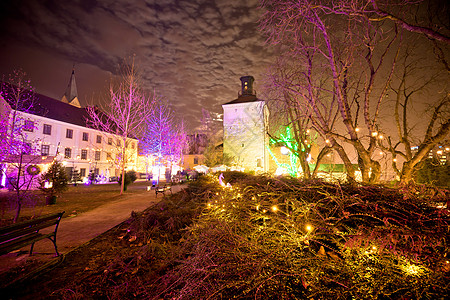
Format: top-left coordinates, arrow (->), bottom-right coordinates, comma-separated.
0,70 -> 40,222
140,97 -> 186,184
260,0 -> 449,184
260,0 -> 404,183
86,59 -> 155,194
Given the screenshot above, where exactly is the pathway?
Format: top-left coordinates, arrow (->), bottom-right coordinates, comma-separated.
0,184 -> 186,273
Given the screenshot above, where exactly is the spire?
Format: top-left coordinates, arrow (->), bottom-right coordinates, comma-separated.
61,65 -> 81,108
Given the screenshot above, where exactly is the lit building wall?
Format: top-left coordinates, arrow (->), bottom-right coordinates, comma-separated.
222,76 -> 269,172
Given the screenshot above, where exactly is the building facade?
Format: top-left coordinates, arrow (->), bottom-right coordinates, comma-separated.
0,71 -> 138,187
222,76 -> 270,172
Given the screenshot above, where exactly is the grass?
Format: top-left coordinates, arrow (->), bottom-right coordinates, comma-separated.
0,180 -> 154,226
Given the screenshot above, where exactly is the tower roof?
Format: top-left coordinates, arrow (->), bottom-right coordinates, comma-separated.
61,67 -> 81,108
223,75 -> 260,105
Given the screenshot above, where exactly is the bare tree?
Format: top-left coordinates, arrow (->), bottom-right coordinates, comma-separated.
140,97 -> 186,184
260,0 -> 402,183
0,70 -> 41,222
86,60 -> 155,194
381,46 -> 449,183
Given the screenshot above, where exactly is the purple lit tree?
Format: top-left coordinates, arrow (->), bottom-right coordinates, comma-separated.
0,70 -> 40,222
140,97 -> 186,185
86,59 -> 155,194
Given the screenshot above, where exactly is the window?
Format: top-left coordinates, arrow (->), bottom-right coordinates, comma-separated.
82,132 -> 89,141
108,138 -> 112,145
24,120 -> 34,132
43,124 -> 52,135
95,151 -> 101,161
41,145 -> 50,156
194,157 -> 199,164
81,149 -> 88,160
257,158 -> 262,168
80,168 -> 86,177
64,148 -> 72,159
106,152 -> 112,160
131,142 -> 135,149
66,129 -> 73,139
94,168 -> 99,175
96,135 -> 102,143
117,139 -> 121,147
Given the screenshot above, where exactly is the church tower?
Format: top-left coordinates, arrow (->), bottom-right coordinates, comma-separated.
61,67 -> 81,108
222,76 -> 269,172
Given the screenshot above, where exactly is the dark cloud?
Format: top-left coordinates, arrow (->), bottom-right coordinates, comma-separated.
0,0 -> 272,131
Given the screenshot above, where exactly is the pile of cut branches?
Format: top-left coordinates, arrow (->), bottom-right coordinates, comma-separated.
151,172 -> 449,299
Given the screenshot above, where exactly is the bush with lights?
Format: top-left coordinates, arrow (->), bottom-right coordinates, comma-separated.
150,172 -> 449,299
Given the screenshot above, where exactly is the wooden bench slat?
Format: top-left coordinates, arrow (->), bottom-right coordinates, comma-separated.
0,212 -> 64,235
0,219 -> 60,243
0,233 -> 44,255
0,211 -> 64,256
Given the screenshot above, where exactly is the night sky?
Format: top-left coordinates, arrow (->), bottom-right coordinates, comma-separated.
0,0 -> 274,132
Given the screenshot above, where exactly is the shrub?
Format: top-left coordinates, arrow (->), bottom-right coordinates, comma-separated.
118,170 -> 137,191
38,160 -> 68,204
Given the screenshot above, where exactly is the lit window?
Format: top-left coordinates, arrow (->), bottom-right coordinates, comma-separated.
43,124 -> 52,135
81,149 -> 88,160
66,129 -> 73,139
82,132 -> 89,141
41,145 -> 50,156
64,148 -> 72,159
96,135 -> 102,143
80,168 -> 86,177
95,151 -> 101,161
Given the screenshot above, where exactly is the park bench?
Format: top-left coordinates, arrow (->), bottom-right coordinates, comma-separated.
155,184 -> 172,197
0,211 -> 65,257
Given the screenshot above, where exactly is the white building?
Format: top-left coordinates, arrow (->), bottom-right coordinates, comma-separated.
222,76 -> 270,172
0,70 -> 138,186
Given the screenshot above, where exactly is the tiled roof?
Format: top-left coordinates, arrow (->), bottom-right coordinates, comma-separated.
1,82 -> 90,128
30,92 -> 90,127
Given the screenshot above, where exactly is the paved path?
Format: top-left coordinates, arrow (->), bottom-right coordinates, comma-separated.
0,184 -> 186,273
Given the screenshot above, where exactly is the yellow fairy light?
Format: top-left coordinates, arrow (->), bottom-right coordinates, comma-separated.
305,224 -> 313,232
371,132 -> 378,137
256,205 -> 260,211
355,127 -> 360,132
271,205 -> 278,212
325,139 -> 330,144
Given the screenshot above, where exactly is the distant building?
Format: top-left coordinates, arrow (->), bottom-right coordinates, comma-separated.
182,133 -> 208,169
222,76 -> 270,172
0,70 -> 138,186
